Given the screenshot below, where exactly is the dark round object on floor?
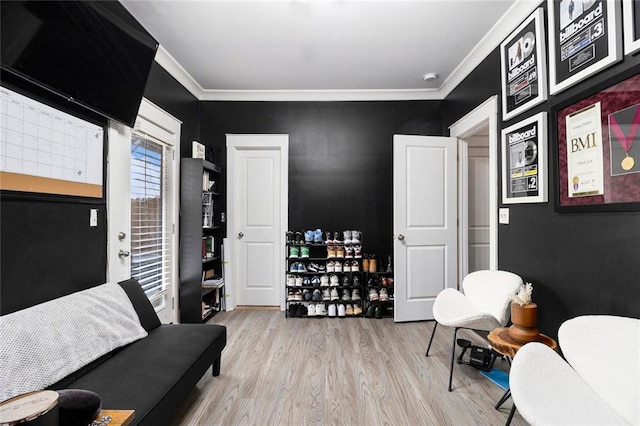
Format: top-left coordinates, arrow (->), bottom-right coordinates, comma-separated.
57,389 -> 102,426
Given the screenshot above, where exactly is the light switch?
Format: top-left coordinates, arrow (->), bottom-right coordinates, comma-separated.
90,209 -> 98,227
499,208 -> 509,224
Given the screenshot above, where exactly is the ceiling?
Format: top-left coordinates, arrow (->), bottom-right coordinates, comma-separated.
121,0 -> 537,101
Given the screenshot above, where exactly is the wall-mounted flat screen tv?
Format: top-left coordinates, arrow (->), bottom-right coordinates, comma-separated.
1,0 -> 158,128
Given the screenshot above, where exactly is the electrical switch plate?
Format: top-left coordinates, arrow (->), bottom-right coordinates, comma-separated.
499,208 -> 509,224
90,209 -> 98,227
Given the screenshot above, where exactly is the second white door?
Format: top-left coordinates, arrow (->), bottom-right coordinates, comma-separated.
227,134 -> 288,308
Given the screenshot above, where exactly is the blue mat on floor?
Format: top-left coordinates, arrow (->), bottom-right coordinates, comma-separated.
480,368 -> 509,390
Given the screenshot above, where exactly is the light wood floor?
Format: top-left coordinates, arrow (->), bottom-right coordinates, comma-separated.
173,309 -> 528,425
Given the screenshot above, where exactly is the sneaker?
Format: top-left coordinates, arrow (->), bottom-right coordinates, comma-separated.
327,246 -> 336,258
286,231 -> 294,244
343,261 -> 351,272
316,264 -> 327,273
353,303 -> 363,315
333,232 -> 341,244
289,246 -> 299,258
314,229 -> 323,243
330,288 -> 339,301
351,230 -> 361,244
296,291 -> 304,301
330,274 -> 340,286
375,305 -> 383,319
365,305 -> 375,318
325,232 -> 332,244
311,276 -> 320,287
303,289 -> 312,301
326,261 -> 335,272
345,246 -> 354,259
287,290 -> 295,301
300,246 -> 310,258
342,275 -> 351,286
352,289 -> 361,301
304,230 -> 314,243
297,304 -> 308,317
316,303 -> 327,316
322,288 -> 331,301
354,245 -> 362,259
338,304 -> 346,317
369,289 -> 379,301
297,263 -> 307,273
320,275 -> 329,287
334,261 -> 343,272
341,289 -> 351,302
328,304 -> 337,317
303,276 -> 311,286
345,304 -> 354,316
343,230 -> 352,244
295,276 -> 303,287
307,304 -> 316,316
352,276 -> 360,287
287,274 -> 295,287
379,288 -> 389,301
307,262 -> 319,272
312,289 -> 322,302
336,246 -> 345,258
295,231 -> 304,244
351,261 -> 360,272
290,262 -> 299,272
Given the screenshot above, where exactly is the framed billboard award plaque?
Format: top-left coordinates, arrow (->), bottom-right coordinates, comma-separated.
501,112 -> 548,204
623,0 -> 640,55
500,8 -> 548,121
547,0 -> 622,95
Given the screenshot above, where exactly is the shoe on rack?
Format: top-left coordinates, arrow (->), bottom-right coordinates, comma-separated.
295,276 -> 303,287
345,304 -> 354,316
338,304 -> 346,317
314,229 -> 323,243
350,260 -> 360,272
320,275 -> 329,287
294,291 -> 303,301
290,262 -> 299,272
297,304 -> 308,317
342,275 -> 351,286
297,263 -> 307,273
303,276 -> 311,287
300,246 -> 310,258
312,289 -> 323,302
333,232 -> 341,244
307,304 -> 316,316
311,276 -> 320,287
367,276 -> 379,287
304,230 -> 314,243
287,274 -> 295,287
316,263 -> 326,273
354,245 -> 362,259
316,303 -> 327,316
343,230 -> 352,244
379,288 -> 389,301
330,274 -> 340,287
328,304 -> 337,317
325,232 -> 332,245
352,276 -> 360,287
343,261 -> 351,272
375,305 -> 383,319
336,246 -> 345,258
345,246 -> 354,259
287,303 -> 296,317
286,231 -> 294,244
287,290 -> 295,301
365,305 -> 375,318
295,231 -> 304,245
330,288 -> 339,301
326,261 -> 335,273
352,289 -> 361,301
369,289 -> 379,301
289,246 -> 299,258
353,303 -> 363,316
334,261 -> 343,273
341,289 -> 351,302
303,289 -> 312,301
322,288 -> 331,301
327,246 -> 336,259
351,230 -> 361,244
307,262 -> 318,272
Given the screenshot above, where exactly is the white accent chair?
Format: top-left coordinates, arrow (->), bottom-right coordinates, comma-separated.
425,270 -> 523,391
510,315 -> 639,425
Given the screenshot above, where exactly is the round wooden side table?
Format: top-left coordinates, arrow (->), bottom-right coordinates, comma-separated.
488,327 -> 558,425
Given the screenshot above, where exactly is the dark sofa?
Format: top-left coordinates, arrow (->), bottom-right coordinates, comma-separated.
49,279 -> 227,425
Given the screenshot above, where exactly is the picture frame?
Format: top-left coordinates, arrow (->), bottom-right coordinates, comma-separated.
553,71 -> 640,212
623,0 -> 640,55
500,8 -> 548,121
547,0 -> 622,95
501,112 -> 548,204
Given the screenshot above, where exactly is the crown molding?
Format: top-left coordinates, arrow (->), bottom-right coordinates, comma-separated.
154,0 -> 540,102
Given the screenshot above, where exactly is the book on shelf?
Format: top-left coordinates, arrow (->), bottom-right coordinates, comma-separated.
202,277 -> 224,288
202,236 -> 215,259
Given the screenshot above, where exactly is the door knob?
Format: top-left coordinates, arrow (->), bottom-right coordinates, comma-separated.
238,232 -> 244,239
397,234 -> 405,241
118,249 -> 130,258
118,232 -> 126,241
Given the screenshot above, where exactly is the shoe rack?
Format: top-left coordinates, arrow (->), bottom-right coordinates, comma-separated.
364,256 -> 394,319
285,230 -> 365,318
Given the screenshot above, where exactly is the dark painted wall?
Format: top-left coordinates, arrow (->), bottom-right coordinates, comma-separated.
199,101 -> 443,259
444,15 -> 640,337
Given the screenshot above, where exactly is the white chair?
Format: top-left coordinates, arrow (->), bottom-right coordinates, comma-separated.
425,270 -> 523,391
510,315 -> 639,425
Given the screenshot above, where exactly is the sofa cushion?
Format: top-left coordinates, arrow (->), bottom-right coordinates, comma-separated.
118,279 -> 161,332
60,323 -> 226,425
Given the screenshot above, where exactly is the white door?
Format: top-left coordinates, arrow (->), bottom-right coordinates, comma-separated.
227,134 -> 288,308
467,132 -> 491,272
393,135 -> 459,322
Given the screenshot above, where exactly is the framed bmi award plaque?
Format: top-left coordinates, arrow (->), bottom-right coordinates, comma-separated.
501,112 -> 548,204
554,71 -> 640,212
623,0 -> 640,55
547,0 -> 622,95
500,8 -> 548,121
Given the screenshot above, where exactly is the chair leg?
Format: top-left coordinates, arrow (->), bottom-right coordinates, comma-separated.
425,322 -> 438,357
448,327 -> 459,392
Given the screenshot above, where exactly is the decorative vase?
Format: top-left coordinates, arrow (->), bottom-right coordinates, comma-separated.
508,302 -> 540,343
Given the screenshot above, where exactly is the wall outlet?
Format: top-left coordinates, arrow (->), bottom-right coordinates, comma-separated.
90,209 -> 98,227
499,208 -> 509,224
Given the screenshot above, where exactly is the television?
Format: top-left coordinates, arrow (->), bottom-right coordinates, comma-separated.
1,0 -> 158,128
